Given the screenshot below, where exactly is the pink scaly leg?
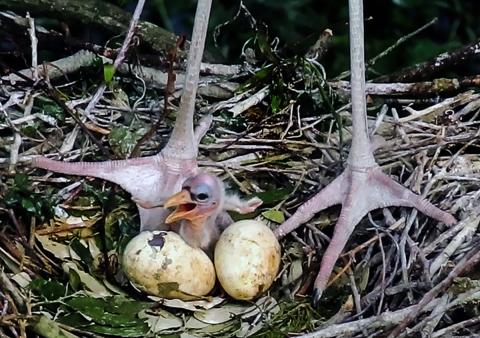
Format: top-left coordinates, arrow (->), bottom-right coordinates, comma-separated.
309,167 -> 455,303
274,173 -> 348,239
274,0 -> 456,306
33,0 -> 214,232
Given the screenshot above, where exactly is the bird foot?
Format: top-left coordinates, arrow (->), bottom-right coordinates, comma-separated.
274,164 -> 456,306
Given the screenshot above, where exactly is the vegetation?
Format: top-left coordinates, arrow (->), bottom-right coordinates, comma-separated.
0,0 -> 480,336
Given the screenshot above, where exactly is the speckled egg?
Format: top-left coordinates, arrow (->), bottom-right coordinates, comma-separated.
122,231 -> 215,300
214,220 -> 281,300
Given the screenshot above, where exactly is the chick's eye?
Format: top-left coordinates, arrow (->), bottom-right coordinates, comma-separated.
195,192 -> 209,202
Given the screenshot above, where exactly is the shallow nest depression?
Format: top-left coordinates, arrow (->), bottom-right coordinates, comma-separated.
1,55 -> 480,337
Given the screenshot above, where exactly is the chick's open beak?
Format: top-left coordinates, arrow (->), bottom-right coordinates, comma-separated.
164,190 -> 202,224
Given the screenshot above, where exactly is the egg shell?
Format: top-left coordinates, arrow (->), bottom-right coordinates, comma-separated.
122,231 -> 215,300
214,220 -> 281,300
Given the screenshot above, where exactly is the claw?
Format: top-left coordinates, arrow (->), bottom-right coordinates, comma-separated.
311,288 -> 322,307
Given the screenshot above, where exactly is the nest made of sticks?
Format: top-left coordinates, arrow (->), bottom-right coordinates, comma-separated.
1,11 -> 480,338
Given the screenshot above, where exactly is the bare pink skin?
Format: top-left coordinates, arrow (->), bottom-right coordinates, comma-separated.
34,150 -> 202,231
274,0 -> 456,305
33,0 -> 214,233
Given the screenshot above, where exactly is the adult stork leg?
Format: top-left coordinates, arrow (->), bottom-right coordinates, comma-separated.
274,0 -> 456,305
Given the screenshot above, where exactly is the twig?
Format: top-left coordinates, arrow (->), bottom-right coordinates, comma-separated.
388,245 -> 480,337
374,39 -> 480,83
369,18 -> 438,67
83,0 -> 146,121
130,35 -> 186,157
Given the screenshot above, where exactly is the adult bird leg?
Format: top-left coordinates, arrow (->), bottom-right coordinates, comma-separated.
273,0 -> 456,306
33,0 -> 213,232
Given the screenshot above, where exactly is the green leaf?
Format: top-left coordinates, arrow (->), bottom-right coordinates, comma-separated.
250,187 -> 293,204
43,104 -> 65,121
87,323 -> 150,337
271,95 -> 281,114
262,210 -> 285,224
104,64 -> 115,84
108,125 -> 144,158
82,184 -> 113,208
70,239 -> 93,266
4,190 -> 20,205
257,26 -> 278,63
237,64 -> 273,92
116,212 -> 140,237
35,96 -> 64,122
34,95 -> 56,105
67,297 -> 105,318
105,207 -> 138,244
199,135 -> 215,145
21,123 -> 39,136
67,297 -> 105,311
93,312 -> 146,327
29,279 -> 68,301
68,267 -> 82,292
103,296 -> 153,315
21,199 -> 36,213
108,126 -> 128,145
56,312 -> 92,328
3,175 -> 55,220
91,55 -> 104,67
66,297 -> 152,328
14,173 -> 29,189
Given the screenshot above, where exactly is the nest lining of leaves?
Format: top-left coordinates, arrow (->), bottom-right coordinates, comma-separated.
1,20 -> 480,338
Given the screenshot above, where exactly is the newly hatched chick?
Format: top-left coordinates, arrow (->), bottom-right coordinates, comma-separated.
164,174 -> 224,258
164,173 -> 262,258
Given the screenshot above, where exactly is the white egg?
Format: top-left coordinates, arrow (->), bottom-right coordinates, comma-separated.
214,220 -> 281,300
122,231 -> 216,300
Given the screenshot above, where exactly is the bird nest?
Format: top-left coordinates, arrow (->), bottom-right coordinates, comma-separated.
1,27 -> 480,338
